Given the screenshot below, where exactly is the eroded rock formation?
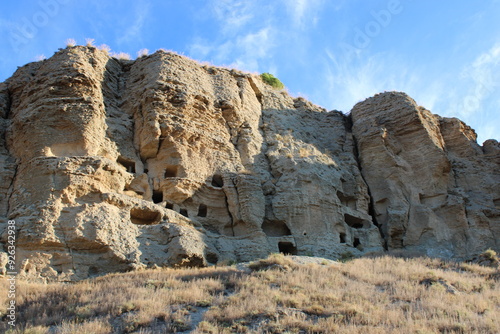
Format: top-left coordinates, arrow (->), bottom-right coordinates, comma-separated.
352,92 -> 499,257
0,47 -> 498,280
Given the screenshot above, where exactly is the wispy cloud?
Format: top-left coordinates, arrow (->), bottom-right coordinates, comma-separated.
189,27 -> 275,72
189,0 -> 328,73
228,27 -> 274,71
322,49 -> 427,112
117,1 -> 150,45
188,0 -> 278,72
282,0 -> 326,28
211,0 -> 255,33
455,43 -> 500,117
322,42 -> 500,143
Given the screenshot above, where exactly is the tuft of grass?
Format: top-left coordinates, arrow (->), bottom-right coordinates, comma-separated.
260,72 -> 284,89
482,249 -> 498,262
98,44 -> 111,55
137,48 -> 149,58
85,38 -> 95,47
112,52 -> 131,61
248,253 -> 297,271
65,38 -> 76,47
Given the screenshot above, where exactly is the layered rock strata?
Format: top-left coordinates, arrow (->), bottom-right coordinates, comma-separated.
351,92 -> 499,257
0,47 -> 497,280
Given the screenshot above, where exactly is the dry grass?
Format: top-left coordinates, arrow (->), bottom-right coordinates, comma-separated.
111,52 -> 131,61
65,38 -> 76,47
136,48 -> 149,58
85,38 -> 95,47
1,254 -> 499,333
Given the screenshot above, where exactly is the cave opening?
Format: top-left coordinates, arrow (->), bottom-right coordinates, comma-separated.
278,242 -> 297,255
337,191 -> 357,209
117,156 -> 136,173
88,266 -> 99,277
339,233 -> 346,244
180,209 -> 189,217
261,220 -> 292,237
197,204 -> 208,217
165,166 -> 178,178
353,237 -> 361,248
211,174 -> 224,187
344,213 -> 365,229
152,190 -> 163,204
205,252 -> 218,264
165,203 -> 174,210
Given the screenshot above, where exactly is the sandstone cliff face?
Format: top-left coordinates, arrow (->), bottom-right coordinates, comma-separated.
0,47 -> 497,280
351,92 -> 500,257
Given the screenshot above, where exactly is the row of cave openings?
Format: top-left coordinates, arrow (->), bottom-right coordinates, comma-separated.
118,157 -> 223,187
152,173 -> 224,219
261,218 -> 362,254
119,158 -> 366,251
117,156 -> 225,219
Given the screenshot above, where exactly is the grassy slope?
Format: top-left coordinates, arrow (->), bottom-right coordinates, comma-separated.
1,254 -> 499,334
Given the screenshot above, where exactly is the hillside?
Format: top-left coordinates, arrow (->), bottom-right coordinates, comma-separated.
1,254 -> 499,333
0,45 -> 498,281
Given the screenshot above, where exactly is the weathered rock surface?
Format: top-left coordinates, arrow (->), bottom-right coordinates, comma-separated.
351,92 -> 499,257
0,47 -> 497,280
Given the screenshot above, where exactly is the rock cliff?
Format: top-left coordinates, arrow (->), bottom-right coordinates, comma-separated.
0,46 -> 498,280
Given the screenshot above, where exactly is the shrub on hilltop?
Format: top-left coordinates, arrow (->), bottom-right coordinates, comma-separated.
260,72 -> 284,89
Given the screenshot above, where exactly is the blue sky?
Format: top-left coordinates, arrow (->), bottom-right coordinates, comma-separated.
1,0 -> 499,144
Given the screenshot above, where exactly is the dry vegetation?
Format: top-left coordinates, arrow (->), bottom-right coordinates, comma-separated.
1,254 -> 499,333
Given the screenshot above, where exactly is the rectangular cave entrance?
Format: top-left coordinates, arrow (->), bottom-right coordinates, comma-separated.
262,220 -> 292,237
180,209 -> 189,217
152,190 -> 163,204
339,232 -> 346,243
344,213 -> 365,229
117,156 -> 136,173
165,165 -> 178,178
278,242 -> 297,255
337,191 -> 356,210
353,237 -> 363,251
197,204 -> 207,217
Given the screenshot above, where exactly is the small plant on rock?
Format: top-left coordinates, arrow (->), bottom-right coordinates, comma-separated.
112,52 -> 131,60
260,72 -> 284,89
137,48 -> 149,58
98,44 -> 111,55
85,38 -> 95,47
65,38 -> 76,47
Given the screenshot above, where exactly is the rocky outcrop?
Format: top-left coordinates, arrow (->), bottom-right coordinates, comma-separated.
0,47 -> 497,280
351,92 -> 499,257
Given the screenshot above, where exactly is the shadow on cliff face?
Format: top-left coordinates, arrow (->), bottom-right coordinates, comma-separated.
99,51 -> 386,268
350,92 -> 500,259
247,104 -> 385,259
3,47 -> 497,281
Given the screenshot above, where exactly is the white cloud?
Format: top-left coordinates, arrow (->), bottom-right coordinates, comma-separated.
321,44 -> 500,143
322,49 -> 427,112
455,44 -> 500,117
189,27 -> 274,72
188,0 -> 280,72
282,0 -> 325,28
211,0 -> 255,33
117,1 -> 150,45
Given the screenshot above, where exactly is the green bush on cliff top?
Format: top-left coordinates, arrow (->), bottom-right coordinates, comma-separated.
260,72 -> 284,89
